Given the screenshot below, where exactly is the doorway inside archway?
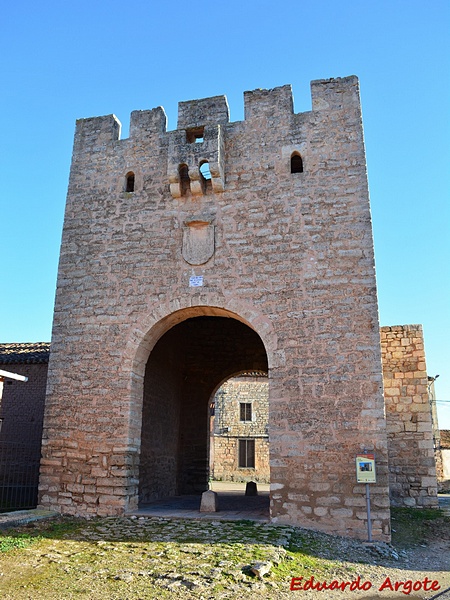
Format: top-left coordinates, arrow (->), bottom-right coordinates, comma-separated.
138,315 -> 269,513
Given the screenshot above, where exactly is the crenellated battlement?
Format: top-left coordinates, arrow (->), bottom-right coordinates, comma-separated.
243,84 -> 294,120
177,95 -> 229,130
70,76 -> 362,199
311,75 -> 360,111
72,76 -> 360,146
73,114 -> 121,150
129,107 -> 167,140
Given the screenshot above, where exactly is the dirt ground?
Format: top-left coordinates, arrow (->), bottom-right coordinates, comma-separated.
0,505 -> 448,600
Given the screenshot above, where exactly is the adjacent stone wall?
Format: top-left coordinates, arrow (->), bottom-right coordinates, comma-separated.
442,450 -> 450,483
40,76 -> 391,540
381,325 -> 438,507
440,431 -> 450,490
0,363 -> 48,447
212,375 -> 270,482
0,345 -> 49,510
427,380 -> 444,487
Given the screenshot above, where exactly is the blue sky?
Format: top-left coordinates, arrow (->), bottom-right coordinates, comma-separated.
1,1 -> 449,427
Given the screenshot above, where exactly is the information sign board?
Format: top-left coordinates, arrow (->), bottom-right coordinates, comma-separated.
356,454 -> 376,483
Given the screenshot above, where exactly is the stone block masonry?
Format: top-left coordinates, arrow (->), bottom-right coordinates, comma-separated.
40,76 -> 391,541
381,325 -> 439,507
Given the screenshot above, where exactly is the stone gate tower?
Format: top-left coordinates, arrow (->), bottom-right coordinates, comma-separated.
40,76 -> 391,541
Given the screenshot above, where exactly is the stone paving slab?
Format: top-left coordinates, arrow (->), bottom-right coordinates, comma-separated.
0,493 -> 446,530
438,493 -> 450,516
129,509 -> 269,522
127,491 -> 270,522
210,481 -> 270,493
0,509 -> 59,530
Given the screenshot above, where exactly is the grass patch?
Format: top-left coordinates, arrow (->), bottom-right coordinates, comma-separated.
39,517 -> 82,539
0,517 -> 81,554
0,533 -> 38,552
391,507 -> 449,549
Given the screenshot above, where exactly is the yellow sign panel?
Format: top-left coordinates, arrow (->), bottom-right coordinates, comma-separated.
356,454 -> 376,483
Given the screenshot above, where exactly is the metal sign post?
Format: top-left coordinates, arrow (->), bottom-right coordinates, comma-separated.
365,483 -> 372,542
356,453 -> 376,542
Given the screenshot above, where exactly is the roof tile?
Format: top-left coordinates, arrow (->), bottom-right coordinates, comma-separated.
0,343 -> 50,364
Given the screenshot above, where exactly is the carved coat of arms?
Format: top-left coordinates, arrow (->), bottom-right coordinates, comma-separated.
182,221 -> 215,265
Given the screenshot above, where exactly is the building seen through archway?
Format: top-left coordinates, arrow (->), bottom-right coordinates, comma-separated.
138,316 -> 268,505
210,373 -> 269,485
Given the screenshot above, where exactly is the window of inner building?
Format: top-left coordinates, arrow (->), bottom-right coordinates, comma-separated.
290,153 -> 303,174
186,127 -> 205,143
125,172 -> 135,192
240,402 -> 252,422
238,439 -> 255,468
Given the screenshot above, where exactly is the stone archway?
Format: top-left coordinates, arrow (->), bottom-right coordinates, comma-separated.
137,314 -> 269,505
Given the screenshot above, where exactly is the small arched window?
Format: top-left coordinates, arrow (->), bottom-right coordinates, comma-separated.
199,162 -> 212,181
179,163 -> 190,196
125,172 -> 135,192
290,153 -> 303,174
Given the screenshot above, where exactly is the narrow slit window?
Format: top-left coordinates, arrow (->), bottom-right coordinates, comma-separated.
179,163 -> 190,196
200,161 -> 212,193
291,153 -> 303,174
125,172 -> 135,192
199,162 -> 212,181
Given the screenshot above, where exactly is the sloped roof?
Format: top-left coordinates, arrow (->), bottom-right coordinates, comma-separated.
0,343 -> 50,364
236,371 -> 268,378
440,430 -> 450,450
